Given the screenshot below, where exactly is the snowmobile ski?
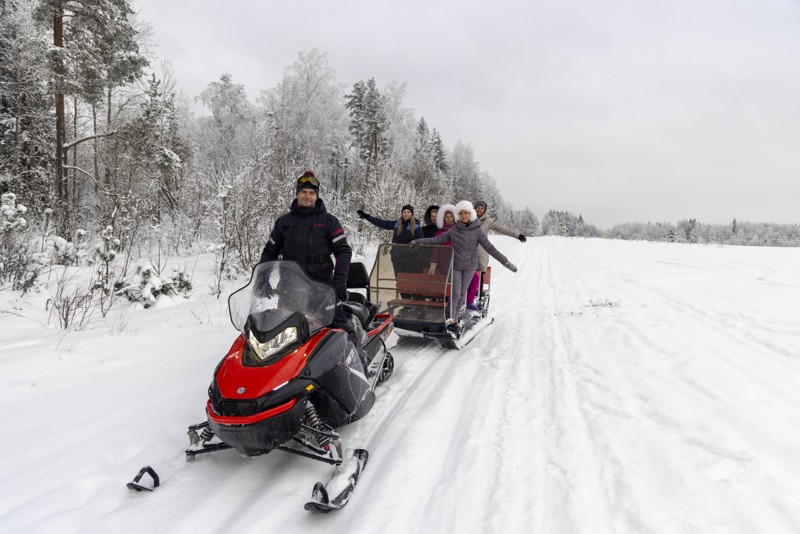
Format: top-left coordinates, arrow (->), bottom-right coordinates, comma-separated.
439,315 -> 495,350
304,449 -> 369,512
126,466 -> 160,492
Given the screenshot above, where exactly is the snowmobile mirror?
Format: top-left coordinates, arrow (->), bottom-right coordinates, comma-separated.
127,466 -> 160,492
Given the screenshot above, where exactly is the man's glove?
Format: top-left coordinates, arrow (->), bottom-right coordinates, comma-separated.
518,234 -> 527,243
335,283 -> 348,302
504,261 -> 518,273
356,209 -> 368,219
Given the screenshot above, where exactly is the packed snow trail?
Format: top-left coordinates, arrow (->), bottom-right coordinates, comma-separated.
2,237 -> 800,533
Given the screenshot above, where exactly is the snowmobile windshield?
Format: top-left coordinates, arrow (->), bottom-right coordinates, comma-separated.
228,261 -> 337,333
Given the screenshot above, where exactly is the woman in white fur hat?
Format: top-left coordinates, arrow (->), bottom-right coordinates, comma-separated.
411,200 -> 517,330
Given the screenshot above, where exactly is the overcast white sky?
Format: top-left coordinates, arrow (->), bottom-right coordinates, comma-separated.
134,0 -> 800,229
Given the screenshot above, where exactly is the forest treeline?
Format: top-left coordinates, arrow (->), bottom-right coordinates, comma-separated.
0,0 -> 536,281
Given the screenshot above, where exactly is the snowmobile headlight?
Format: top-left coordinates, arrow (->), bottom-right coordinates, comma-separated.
248,327 -> 298,361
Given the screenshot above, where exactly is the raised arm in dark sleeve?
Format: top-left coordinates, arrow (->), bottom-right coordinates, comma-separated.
329,218 -> 352,300
364,214 -> 397,231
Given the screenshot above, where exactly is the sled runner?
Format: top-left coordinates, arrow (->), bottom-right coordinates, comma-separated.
179,261 -> 394,511
369,244 -> 493,349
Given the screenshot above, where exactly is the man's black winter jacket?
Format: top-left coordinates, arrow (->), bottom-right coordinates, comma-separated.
259,198 -> 352,300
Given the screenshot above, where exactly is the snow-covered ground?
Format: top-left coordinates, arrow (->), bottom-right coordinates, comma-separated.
2,236 -> 800,533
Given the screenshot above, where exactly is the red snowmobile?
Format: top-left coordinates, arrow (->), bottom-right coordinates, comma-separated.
185,260 -> 395,512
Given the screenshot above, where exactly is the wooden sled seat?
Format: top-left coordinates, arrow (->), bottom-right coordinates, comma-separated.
388,272 -> 450,308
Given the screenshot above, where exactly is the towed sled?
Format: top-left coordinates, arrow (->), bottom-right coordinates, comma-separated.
369,244 -> 494,349
183,260 -> 394,512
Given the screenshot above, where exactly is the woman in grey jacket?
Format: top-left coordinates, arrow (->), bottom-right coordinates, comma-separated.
411,200 -> 517,329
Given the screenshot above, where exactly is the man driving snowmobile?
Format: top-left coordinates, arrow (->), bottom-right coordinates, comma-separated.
259,171 -> 369,372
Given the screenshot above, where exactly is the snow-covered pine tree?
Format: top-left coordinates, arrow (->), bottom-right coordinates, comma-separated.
0,0 -> 55,214
260,50 -> 348,185
345,77 -> 390,165
34,0 -> 148,235
410,117 -> 436,191
448,141 -> 481,201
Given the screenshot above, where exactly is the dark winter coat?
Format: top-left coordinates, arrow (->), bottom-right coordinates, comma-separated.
259,198 -> 352,300
363,214 -> 421,244
477,214 -> 521,271
420,224 -> 438,238
414,218 -> 509,272
421,205 -> 439,238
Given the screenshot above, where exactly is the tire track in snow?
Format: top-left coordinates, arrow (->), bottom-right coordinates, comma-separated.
520,238 -> 670,532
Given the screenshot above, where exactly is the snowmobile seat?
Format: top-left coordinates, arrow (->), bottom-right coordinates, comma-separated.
346,291 -> 367,306
341,300 -> 377,330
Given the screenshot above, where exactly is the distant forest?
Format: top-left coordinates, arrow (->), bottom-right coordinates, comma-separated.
539,211 -> 800,248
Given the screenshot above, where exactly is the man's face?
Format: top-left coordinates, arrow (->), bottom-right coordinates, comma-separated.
475,205 -> 485,217
297,188 -> 318,207
430,209 -> 438,221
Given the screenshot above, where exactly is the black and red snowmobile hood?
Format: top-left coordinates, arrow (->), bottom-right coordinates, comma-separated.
215,329 -> 330,400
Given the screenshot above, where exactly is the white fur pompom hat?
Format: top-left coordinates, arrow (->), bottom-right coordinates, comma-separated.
454,200 -> 478,222
436,203 -> 457,229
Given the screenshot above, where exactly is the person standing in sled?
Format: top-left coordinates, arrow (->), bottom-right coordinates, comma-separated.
260,171 -> 368,373
357,204 -> 421,276
466,200 -> 527,310
411,200 -> 517,330
420,205 -> 440,238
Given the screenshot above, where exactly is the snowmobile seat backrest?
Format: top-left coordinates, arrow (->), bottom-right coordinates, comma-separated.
346,262 -> 370,289
347,291 -> 367,306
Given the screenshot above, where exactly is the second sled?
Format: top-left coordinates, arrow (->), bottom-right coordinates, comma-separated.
368,243 -> 494,349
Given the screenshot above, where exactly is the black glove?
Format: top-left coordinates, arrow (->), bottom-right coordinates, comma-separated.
518,234 -> 527,243
336,286 -> 348,302
356,209 -> 368,219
